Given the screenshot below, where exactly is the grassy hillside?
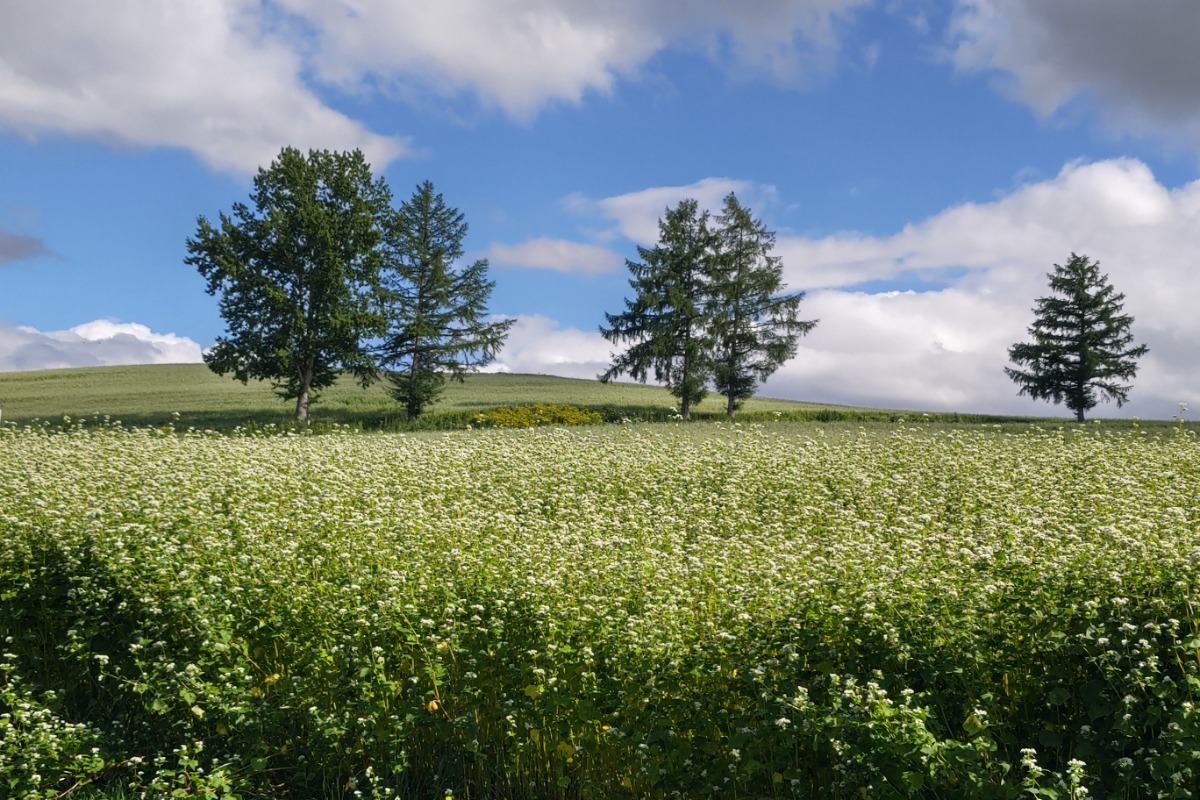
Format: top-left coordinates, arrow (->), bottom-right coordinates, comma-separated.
0,363 -> 895,430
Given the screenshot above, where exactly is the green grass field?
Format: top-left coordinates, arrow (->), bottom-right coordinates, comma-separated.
0,363 -> 1046,431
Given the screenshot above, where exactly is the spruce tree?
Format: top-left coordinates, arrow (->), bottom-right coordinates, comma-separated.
1006,253 -> 1148,422
600,199 -> 715,420
378,181 -> 513,421
708,193 -> 817,419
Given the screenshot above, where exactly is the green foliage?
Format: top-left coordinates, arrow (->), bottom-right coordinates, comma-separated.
0,659 -> 111,798
708,193 -> 817,419
473,403 -> 603,428
4,423 -> 1200,798
601,194 -> 815,420
1007,253 -> 1148,423
378,181 -> 514,421
600,198 -> 716,420
186,147 -> 394,422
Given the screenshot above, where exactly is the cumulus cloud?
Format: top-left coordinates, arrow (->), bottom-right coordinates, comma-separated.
948,0 -> 1200,144
8,0 -> 1200,173
761,288 -> 1030,414
488,315 -> 613,380
764,159 -> 1200,419
0,0 -> 870,169
488,238 -> 623,276
776,158 -> 1197,290
569,177 -> 767,245
537,159 -> 1200,420
278,0 -> 871,118
0,320 -> 204,372
0,228 -> 48,264
0,0 -> 408,173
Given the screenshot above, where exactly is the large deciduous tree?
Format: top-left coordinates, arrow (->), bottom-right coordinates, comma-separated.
1005,253 -> 1148,422
708,193 -> 817,419
378,181 -> 513,421
599,199 -> 716,420
186,147 -> 393,422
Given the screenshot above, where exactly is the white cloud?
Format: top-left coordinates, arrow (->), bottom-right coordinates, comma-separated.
948,0 -> 1200,145
0,0 -> 870,168
488,315 -> 612,380
569,177 -> 765,245
761,288 -> 1029,414
562,159 -> 1200,420
0,0 -> 408,173
761,158 -> 1200,419
488,238 -> 623,276
0,320 -> 204,372
776,158 -> 1192,290
278,0 -> 871,118
10,0 -> 1200,175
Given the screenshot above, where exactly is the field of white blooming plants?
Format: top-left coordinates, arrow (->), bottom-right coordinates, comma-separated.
3,419 -> 1200,800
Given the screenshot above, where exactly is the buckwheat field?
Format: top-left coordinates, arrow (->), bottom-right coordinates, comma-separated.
3,421 -> 1199,798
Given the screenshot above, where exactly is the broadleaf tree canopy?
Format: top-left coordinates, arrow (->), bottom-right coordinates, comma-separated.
186,147 -> 393,422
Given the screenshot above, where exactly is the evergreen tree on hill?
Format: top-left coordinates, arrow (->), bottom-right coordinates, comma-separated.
599,199 -> 715,420
708,193 -> 817,419
600,195 -> 816,419
378,181 -> 513,421
1006,252 -> 1148,422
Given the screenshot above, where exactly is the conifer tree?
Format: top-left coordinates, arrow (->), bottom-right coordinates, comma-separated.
708,193 -> 817,419
378,181 -> 513,421
600,199 -> 715,420
1006,253 -> 1148,422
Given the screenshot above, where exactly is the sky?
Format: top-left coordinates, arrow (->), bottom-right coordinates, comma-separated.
3,0 -> 1200,420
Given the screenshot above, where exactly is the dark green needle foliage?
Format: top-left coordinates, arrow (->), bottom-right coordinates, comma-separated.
601,195 -> 815,419
378,181 -> 513,421
600,199 -> 716,420
186,147 -> 393,422
1006,252 -> 1148,422
708,193 -> 817,419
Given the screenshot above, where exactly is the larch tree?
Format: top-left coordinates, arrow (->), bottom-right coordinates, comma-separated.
708,193 -> 817,419
1006,253 -> 1148,422
378,181 -> 513,421
185,147 -> 393,423
599,199 -> 716,420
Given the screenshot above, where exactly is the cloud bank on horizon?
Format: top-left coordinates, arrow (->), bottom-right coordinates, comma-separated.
0,321 -> 203,373
2,0 -> 1198,419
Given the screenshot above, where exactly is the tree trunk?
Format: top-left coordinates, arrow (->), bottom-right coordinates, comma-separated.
726,392 -> 737,420
680,395 -> 691,421
1076,407 -> 1085,423
406,347 -> 420,422
294,362 -> 313,423
294,386 -> 310,423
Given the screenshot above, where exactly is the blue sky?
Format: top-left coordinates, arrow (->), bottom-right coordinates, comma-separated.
3,0 -> 1199,418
